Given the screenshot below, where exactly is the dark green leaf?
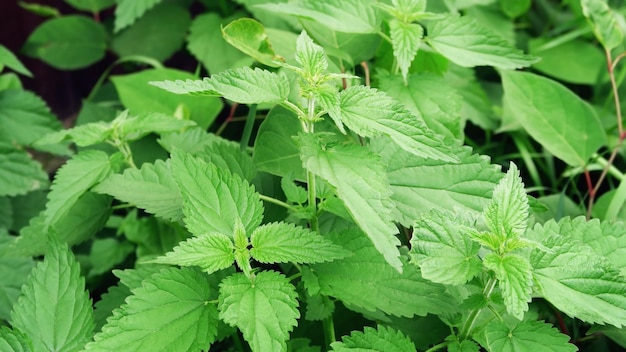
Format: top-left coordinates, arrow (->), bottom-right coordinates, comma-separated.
331,325 -> 416,352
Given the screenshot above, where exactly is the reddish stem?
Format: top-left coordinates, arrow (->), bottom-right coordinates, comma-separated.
360,61 -> 370,87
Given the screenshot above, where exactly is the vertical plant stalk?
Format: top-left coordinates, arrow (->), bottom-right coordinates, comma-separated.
305,96 -> 319,233
240,104 -> 257,151
458,276 -> 498,340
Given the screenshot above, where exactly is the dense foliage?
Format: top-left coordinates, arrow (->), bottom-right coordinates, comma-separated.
1,0 -> 626,351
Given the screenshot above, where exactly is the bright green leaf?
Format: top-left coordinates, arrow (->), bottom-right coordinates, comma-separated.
335,85 -> 456,162
171,151 -> 263,237
298,134 -> 402,271
22,15 -> 106,70
483,253 -> 533,320
0,45 -> 32,77
153,233 -> 235,274
218,271 -> 299,352
448,339 -> 480,352
499,0 -> 531,18
410,210 -> 482,285
0,145 -> 48,197
310,229 -> 458,317
426,14 -> 537,69
0,258 -> 34,321
476,320 -> 577,352
10,236 -> 94,352
581,0 -> 624,51
500,70 -> 606,166
85,267 -> 218,351
330,325 -> 416,351
0,89 -> 61,147
390,20 -> 423,81
44,150 -> 113,226
93,284 -> 131,332
484,162 -> 528,240
531,235 -> 626,327
250,222 -> 351,264
222,18 -> 282,67
529,38 -> 605,85
65,0 -> 115,12
0,327 -> 33,352
114,0 -> 163,32
295,30 -> 328,79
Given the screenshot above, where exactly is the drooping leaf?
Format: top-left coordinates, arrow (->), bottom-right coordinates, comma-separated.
426,14 -> 537,69
171,151 -> 263,237
85,267 -> 218,351
0,145 -> 48,197
44,150 -> 113,226
371,138 -> 502,226
112,68 -> 223,129
218,271 -> 299,352
0,257 -> 34,321
475,320 -> 577,352
10,236 -> 94,352
298,134 -> 402,271
333,85 -> 456,162
153,233 -> 235,274
501,70 -> 606,166
250,222 -> 351,264
389,20 -> 423,81
114,0 -> 163,32
484,162 -> 528,240
188,13 -> 254,74
483,253 -> 533,320
258,0 -> 382,34
112,3 -> 191,62
409,210 -> 482,285
0,45 -> 32,77
309,229 -> 458,317
0,327 -> 34,352
93,159 -> 182,222
0,89 -> 61,147
330,325 -> 416,352
22,15 -> 107,70
581,0 -> 624,51
222,18 -> 282,67
531,235 -> 626,327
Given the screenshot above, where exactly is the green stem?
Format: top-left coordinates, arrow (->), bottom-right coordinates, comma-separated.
87,56 -> 163,101
459,276 -> 498,340
258,194 -> 299,212
424,341 -> 450,352
323,316 -> 336,347
305,96 -> 319,232
241,104 -> 257,151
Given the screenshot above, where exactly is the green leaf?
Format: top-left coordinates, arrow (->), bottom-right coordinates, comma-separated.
330,325 -> 416,351
448,339 -> 480,352
153,233 -> 235,274
500,70 -> 606,166
581,0 -> 624,51
222,18 -> 282,67
0,145 -> 48,197
22,15 -> 106,70
295,30 -> 328,79
93,284 -> 131,332
409,210 -> 482,285
298,134 -> 401,271
86,238 -> 134,277
115,111 -> 197,141
120,212 -> 189,258
484,162 -> 528,240
44,150 -> 113,226
93,159 -> 182,222
476,320 -> 577,352
390,20 -> 423,81
114,0 -> 163,32
20,2 -> 62,17
218,271 -> 299,352
0,258 -> 34,321
0,45 -> 32,77
201,138 -> 257,181
426,14 -> 537,69
378,72 -> 463,141
250,222 -> 351,264
483,253 -> 533,320
0,89 -> 61,147
531,235 -> 626,327
258,0 -> 382,34
112,3 -> 191,62
310,229 -> 458,317
188,13 -> 254,74
64,0 -> 115,12
499,0 -> 531,18
112,68 -> 223,129
171,151 -> 263,237
334,85 -> 456,162
371,139 -> 502,226
281,175 -> 308,204
0,327 -> 34,352
85,267 -> 218,351
304,294 -> 334,321
10,236 -> 94,352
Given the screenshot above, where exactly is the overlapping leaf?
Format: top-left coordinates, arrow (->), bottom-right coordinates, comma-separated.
390,20 -> 423,81
0,144 -> 48,197
218,271 -> 299,352
221,18 -> 282,67
171,151 -> 263,237
0,257 -> 34,321
0,45 -> 32,77
153,233 -> 235,274
330,325 -> 416,352
0,327 -> 33,352
10,236 -> 94,352
114,0 -> 163,32
483,253 -> 533,320
475,320 -> 577,352
581,0 -> 624,51
484,162 -> 528,240
0,90 -> 61,147
85,267 -> 218,351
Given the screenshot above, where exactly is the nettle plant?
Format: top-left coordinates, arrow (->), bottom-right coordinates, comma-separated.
3,0 -> 626,351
